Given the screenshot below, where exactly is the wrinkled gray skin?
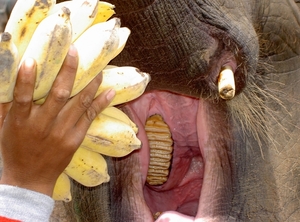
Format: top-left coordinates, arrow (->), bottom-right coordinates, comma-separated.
62,1 -> 300,221
3,0 -> 300,221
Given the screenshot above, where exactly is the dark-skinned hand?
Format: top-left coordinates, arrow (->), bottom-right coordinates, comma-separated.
0,45 -> 115,197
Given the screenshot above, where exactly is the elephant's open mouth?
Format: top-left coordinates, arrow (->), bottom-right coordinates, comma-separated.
123,90 -> 232,221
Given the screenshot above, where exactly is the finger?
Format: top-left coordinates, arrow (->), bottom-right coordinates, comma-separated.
57,73 -> 104,127
10,58 -> 36,118
75,88 -> 115,131
42,45 -> 78,117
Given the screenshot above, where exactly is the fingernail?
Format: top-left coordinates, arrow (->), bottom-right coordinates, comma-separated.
68,44 -> 77,57
106,89 -> 116,102
24,57 -> 35,69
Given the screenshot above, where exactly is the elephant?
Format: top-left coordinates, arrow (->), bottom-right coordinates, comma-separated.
54,0 -> 300,222
57,0 -> 300,221
2,0 -> 300,221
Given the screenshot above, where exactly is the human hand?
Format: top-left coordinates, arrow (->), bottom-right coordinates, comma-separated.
0,45 -> 115,196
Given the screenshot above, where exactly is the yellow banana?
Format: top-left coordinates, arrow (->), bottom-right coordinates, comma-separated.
2,0 -> 152,190
49,1 -> 115,41
49,0 -> 99,42
101,106 -> 138,134
70,17 -> 121,97
52,173 -> 72,202
91,1 -> 115,25
20,7 -> 72,101
81,112 -> 141,157
4,0 -> 56,59
111,27 -> 131,59
95,66 -> 151,106
70,0 -> 99,42
0,32 -> 19,103
64,146 -> 110,187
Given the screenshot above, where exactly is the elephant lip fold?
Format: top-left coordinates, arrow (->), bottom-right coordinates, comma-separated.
123,90 -> 216,220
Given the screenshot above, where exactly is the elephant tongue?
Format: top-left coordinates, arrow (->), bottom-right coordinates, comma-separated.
125,90 -> 230,221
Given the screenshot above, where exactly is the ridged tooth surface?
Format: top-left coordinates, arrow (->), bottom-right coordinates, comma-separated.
145,114 -> 173,186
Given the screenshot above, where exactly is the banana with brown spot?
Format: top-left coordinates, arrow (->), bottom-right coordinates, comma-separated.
81,112 -> 142,157
64,146 -> 110,187
20,7 -> 72,101
111,26 -> 131,59
49,0 -> 100,42
52,172 -> 72,202
64,0 -> 99,42
70,17 -> 121,97
0,32 -> 19,103
4,0 -> 56,59
95,65 -> 151,106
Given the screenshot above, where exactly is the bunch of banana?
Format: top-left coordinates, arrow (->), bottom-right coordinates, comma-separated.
1,0 -> 151,202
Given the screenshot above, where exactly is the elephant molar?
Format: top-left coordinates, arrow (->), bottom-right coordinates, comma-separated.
145,114 -> 174,186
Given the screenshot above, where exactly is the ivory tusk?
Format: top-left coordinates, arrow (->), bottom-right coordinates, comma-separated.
218,66 -> 235,100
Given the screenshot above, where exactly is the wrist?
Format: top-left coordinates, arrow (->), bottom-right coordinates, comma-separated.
0,172 -> 55,197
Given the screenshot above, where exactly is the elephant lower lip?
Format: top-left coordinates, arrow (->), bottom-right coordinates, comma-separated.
123,90 -> 230,221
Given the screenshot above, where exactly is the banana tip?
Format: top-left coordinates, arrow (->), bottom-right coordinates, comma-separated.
1,32 -> 12,42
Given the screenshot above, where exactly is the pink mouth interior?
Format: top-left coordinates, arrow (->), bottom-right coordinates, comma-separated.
125,90 -> 208,220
